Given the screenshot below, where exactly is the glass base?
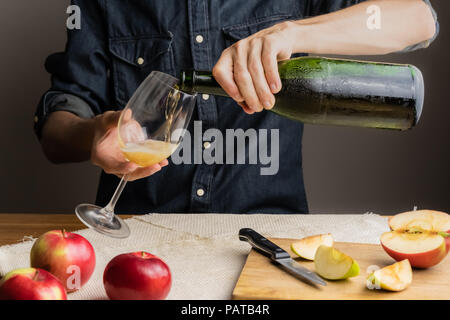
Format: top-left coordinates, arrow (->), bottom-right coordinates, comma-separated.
75,204 -> 130,239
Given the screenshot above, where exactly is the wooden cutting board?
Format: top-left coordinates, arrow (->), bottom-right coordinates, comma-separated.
232,238 -> 450,300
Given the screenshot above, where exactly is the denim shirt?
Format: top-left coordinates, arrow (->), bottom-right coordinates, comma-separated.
34,0 -> 438,214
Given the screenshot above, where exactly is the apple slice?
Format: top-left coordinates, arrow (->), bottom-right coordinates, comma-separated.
291,234 -> 334,260
388,210 -> 450,233
388,210 -> 450,254
381,210 -> 450,268
367,259 -> 412,292
381,229 -> 447,268
314,245 -> 360,280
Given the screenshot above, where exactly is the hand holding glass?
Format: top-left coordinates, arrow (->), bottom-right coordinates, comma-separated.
75,71 -> 196,238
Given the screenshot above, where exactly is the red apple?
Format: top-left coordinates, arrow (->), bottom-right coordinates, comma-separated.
381,210 -> 450,268
445,231 -> 450,253
0,268 -> 66,300
30,230 -> 96,292
103,252 -> 171,300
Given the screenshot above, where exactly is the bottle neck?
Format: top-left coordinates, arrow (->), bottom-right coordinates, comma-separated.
180,70 -> 229,97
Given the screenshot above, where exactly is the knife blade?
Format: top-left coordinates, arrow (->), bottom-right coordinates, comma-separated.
239,228 -> 326,286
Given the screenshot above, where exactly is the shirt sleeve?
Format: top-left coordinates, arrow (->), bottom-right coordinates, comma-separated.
307,0 -> 366,17
34,0 -> 110,139
306,0 -> 439,53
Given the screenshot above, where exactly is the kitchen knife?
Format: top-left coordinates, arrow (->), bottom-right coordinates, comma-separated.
239,228 -> 326,286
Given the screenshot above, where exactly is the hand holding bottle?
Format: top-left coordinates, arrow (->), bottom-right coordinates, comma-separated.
213,21 -> 295,114
212,1 -> 436,116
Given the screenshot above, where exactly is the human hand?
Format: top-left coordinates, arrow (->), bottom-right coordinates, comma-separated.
212,21 -> 296,114
90,110 -> 168,181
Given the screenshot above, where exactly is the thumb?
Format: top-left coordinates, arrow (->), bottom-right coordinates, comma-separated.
100,111 -> 123,130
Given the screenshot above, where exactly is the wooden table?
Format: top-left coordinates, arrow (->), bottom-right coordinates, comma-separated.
0,213 -> 397,299
0,214 -> 133,246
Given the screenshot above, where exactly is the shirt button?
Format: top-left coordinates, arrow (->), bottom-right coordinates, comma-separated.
195,35 -> 204,43
202,94 -> 210,101
197,188 -> 205,197
137,57 -> 145,65
34,116 -> 39,123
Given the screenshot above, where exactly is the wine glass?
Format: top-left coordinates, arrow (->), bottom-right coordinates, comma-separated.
75,71 -> 197,238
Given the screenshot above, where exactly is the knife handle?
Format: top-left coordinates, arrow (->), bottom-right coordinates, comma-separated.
239,228 -> 291,261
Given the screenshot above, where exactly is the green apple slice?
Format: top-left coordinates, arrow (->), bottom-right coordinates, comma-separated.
367,259 -> 412,291
314,245 -> 360,280
291,234 -> 334,260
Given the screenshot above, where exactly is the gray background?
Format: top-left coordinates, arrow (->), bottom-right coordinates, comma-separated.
0,1 -> 448,215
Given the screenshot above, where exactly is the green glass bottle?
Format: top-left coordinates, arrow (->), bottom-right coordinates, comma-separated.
179,56 -> 424,130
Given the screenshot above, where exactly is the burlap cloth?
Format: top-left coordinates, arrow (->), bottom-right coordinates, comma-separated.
0,213 -> 389,300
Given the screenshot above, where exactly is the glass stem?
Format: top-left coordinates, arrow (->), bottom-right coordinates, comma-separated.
100,175 -> 128,220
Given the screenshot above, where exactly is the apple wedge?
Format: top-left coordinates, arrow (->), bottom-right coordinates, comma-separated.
381,230 -> 447,268
314,245 -> 360,280
388,210 -> 450,253
388,210 -> 450,232
291,234 -> 334,260
367,259 -> 412,292
381,210 -> 450,268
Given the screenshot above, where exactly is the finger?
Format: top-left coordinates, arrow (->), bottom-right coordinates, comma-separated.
121,119 -> 146,143
159,159 -> 169,167
212,51 -> 244,102
232,43 -> 263,112
101,111 -> 123,130
121,162 -> 140,174
123,109 -> 132,122
104,161 -> 138,176
261,42 -> 282,94
248,40 -> 275,110
238,102 -> 255,115
113,159 -> 168,180
126,164 -> 163,182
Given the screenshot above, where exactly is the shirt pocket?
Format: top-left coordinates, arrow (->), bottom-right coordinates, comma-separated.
109,35 -> 175,107
221,14 -> 307,60
222,14 -> 294,47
